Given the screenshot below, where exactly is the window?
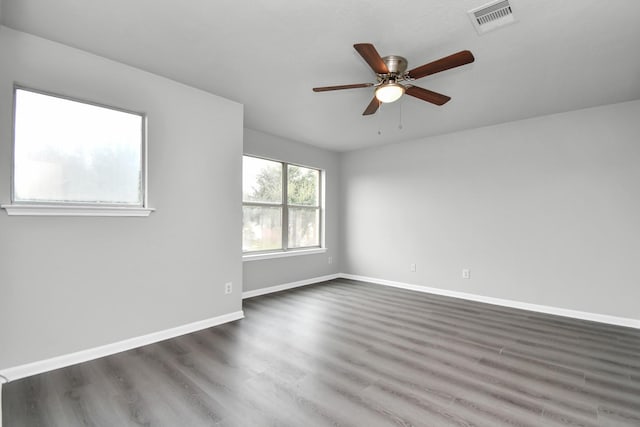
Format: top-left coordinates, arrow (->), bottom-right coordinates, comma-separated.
3,87 -> 151,216
243,155 -> 322,254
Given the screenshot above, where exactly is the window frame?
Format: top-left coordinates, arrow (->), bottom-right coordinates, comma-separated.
2,85 -> 153,217
242,154 -> 323,256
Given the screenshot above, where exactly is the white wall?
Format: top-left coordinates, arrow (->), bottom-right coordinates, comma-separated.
341,100 -> 640,320
243,129 -> 340,291
0,27 -> 244,370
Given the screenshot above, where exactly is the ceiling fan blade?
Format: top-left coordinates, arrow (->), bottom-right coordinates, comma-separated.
362,97 -> 381,115
313,83 -> 373,92
405,86 -> 451,106
354,43 -> 389,74
407,50 -> 475,80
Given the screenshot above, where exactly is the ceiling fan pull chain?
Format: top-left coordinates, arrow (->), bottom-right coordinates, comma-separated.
398,99 -> 404,130
378,103 -> 383,135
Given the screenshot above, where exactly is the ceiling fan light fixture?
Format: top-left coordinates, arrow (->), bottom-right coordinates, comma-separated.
375,83 -> 405,103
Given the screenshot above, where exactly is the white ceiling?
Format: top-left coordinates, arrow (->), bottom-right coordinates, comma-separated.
1,0 -> 639,151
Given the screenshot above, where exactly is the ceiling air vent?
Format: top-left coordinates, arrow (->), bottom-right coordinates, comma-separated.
468,0 -> 515,35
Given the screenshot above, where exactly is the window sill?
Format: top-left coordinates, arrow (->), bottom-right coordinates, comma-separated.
243,248 -> 327,262
1,204 -> 155,217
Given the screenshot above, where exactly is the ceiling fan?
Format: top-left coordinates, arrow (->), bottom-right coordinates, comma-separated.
313,43 -> 475,115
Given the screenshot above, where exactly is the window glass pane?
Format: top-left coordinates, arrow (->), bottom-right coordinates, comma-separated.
243,206 -> 283,251
288,207 -> 320,248
243,156 -> 282,203
288,165 -> 319,206
14,89 -> 143,205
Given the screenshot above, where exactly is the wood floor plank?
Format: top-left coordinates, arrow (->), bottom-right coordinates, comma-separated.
3,280 -> 640,426
314,283 -> 640,374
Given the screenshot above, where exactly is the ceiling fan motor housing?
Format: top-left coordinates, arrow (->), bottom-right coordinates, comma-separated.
382,55 -> 408,75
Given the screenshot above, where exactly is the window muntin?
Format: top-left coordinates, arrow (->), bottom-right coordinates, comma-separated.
243,155 -> 322,253
12,87 -> 145,206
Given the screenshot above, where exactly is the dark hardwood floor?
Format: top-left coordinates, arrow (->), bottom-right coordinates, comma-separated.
4,279 -> 640,426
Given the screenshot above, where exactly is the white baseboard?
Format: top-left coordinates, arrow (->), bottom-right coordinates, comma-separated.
0,310 -> 244,383
339,273 -> 640,329
242,273 -> 340,299
3,271 -> 636,388
242,272 -> 640,329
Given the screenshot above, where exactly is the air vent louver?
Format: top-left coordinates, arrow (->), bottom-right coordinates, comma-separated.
468,0 -> 515,34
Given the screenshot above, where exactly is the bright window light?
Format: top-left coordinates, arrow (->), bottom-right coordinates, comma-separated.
13,88 -> 145,205
242,155 -> 322,253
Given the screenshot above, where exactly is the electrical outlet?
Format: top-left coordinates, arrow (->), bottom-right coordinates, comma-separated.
410,263 -> 416,272
225,282 -> 233,294
328,256 -> 333,265
462,269 -> 471,279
